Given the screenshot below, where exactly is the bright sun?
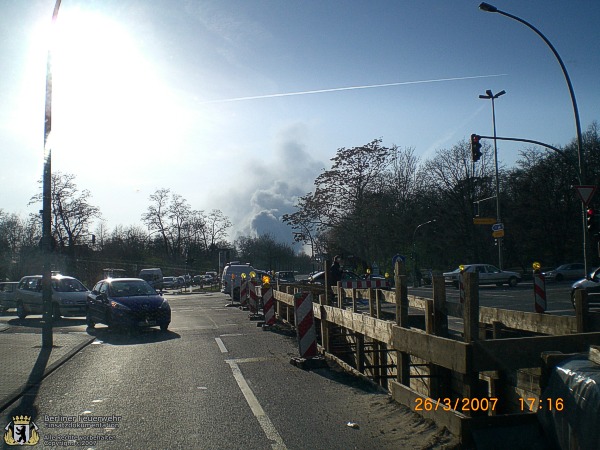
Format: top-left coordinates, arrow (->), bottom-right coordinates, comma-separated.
29,7 -> 188,173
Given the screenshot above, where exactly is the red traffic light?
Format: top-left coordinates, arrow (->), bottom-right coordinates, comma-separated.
470,134 -> 482,162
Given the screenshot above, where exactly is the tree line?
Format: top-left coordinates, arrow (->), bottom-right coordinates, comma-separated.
284,122 -> 600,276
0,181 -> 305,286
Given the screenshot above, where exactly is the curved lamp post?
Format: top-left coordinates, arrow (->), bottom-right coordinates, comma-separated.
412,219 -> 436,287
479,89 -> 505,269
479,2 -> 588,273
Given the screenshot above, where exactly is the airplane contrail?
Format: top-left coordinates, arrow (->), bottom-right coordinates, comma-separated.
200,74 -> 507,104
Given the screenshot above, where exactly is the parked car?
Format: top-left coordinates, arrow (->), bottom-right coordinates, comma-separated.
543,263 -> 585,282
138,268 -> 164,290
443,264 -> 521,288
15,274 -> 89,320
221,262 -> 255,298
86,278 -> 171,331
0,281 -> 18,312
175,276 -> 186,288
275,271 -> 296,284
571,266 -> 600,308
162,276 -> 176,289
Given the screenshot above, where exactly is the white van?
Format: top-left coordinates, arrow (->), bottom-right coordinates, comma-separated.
221,263 -> 254,299
139,268 -> 163,290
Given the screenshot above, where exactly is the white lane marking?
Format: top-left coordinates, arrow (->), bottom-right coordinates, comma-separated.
215,337 -> 228,353
220,333 -> 244,337
225,359 -> 287,450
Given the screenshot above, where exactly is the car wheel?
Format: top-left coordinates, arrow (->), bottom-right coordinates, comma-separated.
86,310 -> 95,328
508,277 -> 518,288
160,323 -> 169,332
16,302 -> 27,319
555,274 -> 564,282
51,303 -> 61,322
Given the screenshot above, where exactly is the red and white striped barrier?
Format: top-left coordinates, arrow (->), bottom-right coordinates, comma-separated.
338,279 -> 391,289
262,287 -> 275,326
294,292 -> 317,359
534,273 -> 547,313
239,279 -> 248,307
248,280 -> 259,314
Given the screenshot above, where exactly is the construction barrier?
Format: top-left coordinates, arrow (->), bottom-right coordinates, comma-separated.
262,286 -> 275,326
239,279 -> 248,307
248,280 -> 259,314
338,279 -> 391,289
534,272 -> 547,313
293,292 -> 317,359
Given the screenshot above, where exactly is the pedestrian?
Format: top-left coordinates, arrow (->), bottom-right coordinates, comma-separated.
329,255 -> 343,287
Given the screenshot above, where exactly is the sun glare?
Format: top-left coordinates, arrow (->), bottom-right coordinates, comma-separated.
27,8 -> 189,173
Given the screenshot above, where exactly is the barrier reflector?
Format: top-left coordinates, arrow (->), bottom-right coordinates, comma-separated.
248,280 -> 259,314
338,279 -> 391,289
262,287 -> 275,326
534,273 -> 547,313
294,292 -> 317,359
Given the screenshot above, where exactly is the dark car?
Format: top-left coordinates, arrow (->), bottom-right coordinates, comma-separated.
86,278 -> 171,331
275,271 -> 296,284
543,263 -> 585,282
571,267 -> 600,308
306,270 -> 361,285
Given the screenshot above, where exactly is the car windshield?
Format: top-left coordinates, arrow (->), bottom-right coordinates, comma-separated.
109,281 -> 157,297
52,278 -> 88,292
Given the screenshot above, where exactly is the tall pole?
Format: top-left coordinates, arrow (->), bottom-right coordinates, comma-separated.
479,90 -> 505,268
479,2 -> 588,275
42,0 -> 62,348
412,219 -> 436,287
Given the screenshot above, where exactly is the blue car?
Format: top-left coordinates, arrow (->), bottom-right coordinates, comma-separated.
86,278 -> 171,331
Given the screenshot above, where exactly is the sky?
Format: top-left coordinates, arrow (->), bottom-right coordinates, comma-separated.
1,0 -> 599,246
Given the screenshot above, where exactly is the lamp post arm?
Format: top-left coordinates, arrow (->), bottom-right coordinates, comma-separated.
492,7 -> 584,183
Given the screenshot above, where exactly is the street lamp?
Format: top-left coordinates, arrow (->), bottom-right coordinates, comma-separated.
479,89 -> 505,269
478,2 -> 589,274
412,219 -> 436,287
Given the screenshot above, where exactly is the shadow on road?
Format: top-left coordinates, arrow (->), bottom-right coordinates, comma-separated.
85,326 -> 181,345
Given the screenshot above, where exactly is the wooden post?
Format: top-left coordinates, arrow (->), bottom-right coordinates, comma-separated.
324,259 -> 331,307
368,288 -> 376,318
375,289 -> 382,319
575,289 -> 589,333
356,332 -> 365,373
337,282 -> 343,309
319,293 -> 330,353
462,271 -> 480,406
463,271 -> 479,343
352,288 -> 358,312
432,275 -> 448,337
395,261 -> 410,386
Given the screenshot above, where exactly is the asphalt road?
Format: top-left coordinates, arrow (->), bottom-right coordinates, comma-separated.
0,292 -> 457,450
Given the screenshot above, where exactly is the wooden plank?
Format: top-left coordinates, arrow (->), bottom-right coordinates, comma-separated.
472,332 -> 600,371
392,325 -> 470,373
479,307 -> 576,335
321,305 -> 394,345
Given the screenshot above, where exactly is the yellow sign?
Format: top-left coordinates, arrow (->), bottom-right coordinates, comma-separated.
532,262 -> 541,271
492,230 -> 505,238
473,217 -> 496,225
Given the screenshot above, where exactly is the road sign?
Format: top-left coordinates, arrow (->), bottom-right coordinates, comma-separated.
575,185 -> 597,205
492,223 -> 504,232
473,217 -> 496,225
492,230 -> 505,238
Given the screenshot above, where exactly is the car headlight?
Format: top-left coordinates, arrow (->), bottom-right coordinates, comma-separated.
110,301 -> 130,311
159,299 -> 170,309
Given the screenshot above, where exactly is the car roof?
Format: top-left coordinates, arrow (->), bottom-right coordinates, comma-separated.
104,277 -> 146,283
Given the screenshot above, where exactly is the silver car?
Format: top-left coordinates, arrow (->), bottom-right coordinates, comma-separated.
15,274 -> 89,320
543,263 -> 585,282
443,264 -> 521,288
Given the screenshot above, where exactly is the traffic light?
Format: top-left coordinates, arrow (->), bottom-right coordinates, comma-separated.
587,208 -> 599,236
471,134 -> 482,162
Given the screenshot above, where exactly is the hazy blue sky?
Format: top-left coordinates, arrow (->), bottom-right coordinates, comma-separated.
1,1 -> 599,243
